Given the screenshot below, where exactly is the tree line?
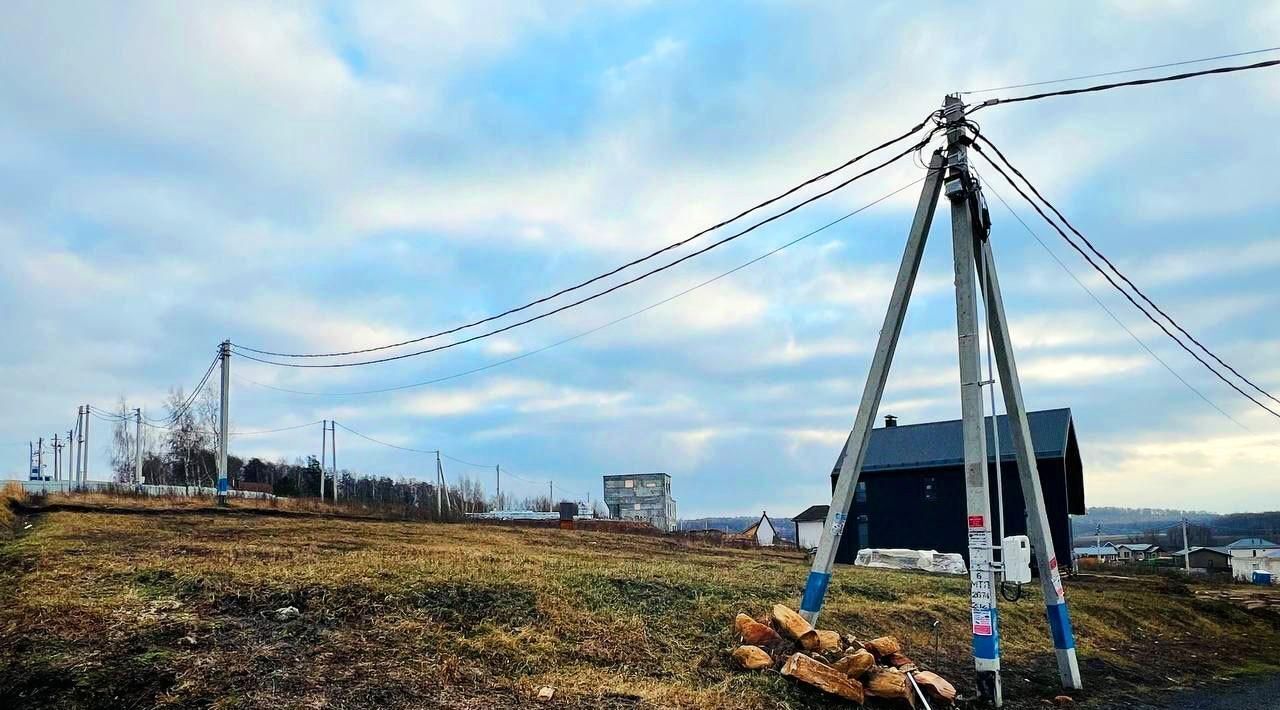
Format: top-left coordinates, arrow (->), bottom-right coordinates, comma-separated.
103,388 -> 561,517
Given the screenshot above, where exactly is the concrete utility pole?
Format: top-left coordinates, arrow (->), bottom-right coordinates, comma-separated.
330,420 -> 337,501
37,437 -> 44,480
217,340 -> 230,505
798,95 -> 1080,704
549,480 -> 554,504
435,451 -> 444,515
321,419 -> 328,500
82,404 -> 89,484
51,434 -> 61,482
496,464 -> 501,509
1182,518 -> 1191,572
134,408 -> 142,485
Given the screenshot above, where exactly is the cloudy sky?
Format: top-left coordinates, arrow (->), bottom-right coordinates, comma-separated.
3,1 -> 1278,517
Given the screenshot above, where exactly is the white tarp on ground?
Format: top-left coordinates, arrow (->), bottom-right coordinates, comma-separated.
854,548 -> 967,575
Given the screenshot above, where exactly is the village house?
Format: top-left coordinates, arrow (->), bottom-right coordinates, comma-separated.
1226,538 -> 1280,581
1072,543 -> 1119,563
828,409 -> 1084,566
791,505 -> 828,551
1115,542 -> 1162,562
1173,546 -> 1232,571
736,512 -> 779,547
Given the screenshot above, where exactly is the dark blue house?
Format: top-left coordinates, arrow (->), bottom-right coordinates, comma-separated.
830,408 -> 1085,567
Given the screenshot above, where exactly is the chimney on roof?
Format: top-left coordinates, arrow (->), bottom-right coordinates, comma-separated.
884,415 -> 898,428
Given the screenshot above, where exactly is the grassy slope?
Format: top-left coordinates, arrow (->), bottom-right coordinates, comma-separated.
1,505 -> 1278,709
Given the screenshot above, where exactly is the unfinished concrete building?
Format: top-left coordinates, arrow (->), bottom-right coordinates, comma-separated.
602,473 -> 676,532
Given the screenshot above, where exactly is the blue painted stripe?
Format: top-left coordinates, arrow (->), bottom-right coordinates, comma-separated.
216,479 -> 228,494
800,571 -> 831,613
1045,602 -> 1075,650
971,609 -> 1000,660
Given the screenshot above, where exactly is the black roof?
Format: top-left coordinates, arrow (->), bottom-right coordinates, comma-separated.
832,408 -> 1074,474
792,505 -> 829,522
829,408 -> 1085,514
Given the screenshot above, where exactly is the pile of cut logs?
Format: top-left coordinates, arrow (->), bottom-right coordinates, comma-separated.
731,604 -> 956,707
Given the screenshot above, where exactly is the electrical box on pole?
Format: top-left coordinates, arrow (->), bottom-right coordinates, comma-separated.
797,95 -> 1081,705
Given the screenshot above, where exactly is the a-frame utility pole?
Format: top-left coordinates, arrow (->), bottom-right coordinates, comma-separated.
798,95 -> 1081,705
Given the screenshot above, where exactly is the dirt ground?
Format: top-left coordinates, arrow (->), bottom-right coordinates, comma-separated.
2,502 -> 1279,709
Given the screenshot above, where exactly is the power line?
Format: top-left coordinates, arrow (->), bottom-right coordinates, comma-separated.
973,133 -> 1280,409
233,114 -> 940,360
232,136 -> 937,369
970,138 -> 1280,419
977,174 -> 1248,431
961,46 -> 1280,94
970,57 -> 1280,111
440,453 -> 494,469
229,421 -> 324,437
235,174 -> 928,397
332,421 -> 439,455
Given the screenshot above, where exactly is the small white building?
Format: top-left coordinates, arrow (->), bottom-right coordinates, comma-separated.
1227,538 -> 1280,581
792,505 -> 828,551
737,511 -> 779,547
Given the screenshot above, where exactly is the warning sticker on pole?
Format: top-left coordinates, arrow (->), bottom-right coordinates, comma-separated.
1048,556 -> 1064,598
971,607 -> 993,636
968,515 -> 984,528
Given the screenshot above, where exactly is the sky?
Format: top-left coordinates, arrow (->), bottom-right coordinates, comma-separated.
2,1 -> 1279,518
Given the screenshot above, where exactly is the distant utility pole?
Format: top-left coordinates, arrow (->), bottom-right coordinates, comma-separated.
217,340 -> 230,505
133,408 -> 142,485
52,434 -> 61,482
67,428 -> 74,485
1182,518 -> 1190,572
82,404 -> 89,484
330,420 -> 337,501
548,480 -> 553,503
435,451 -> 447,516
320,419 -> 328,500
37,437 -> 44,480
495,464 -> 501,509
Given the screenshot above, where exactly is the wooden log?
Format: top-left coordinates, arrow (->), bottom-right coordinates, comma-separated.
814,629 -> 843,653
780,653 -> 866,704
913,671 -> 957,702
734,613 -> 782,647
885,652 -> 916,671
866,667 -> 914,706
731,645 -> 773,671
864,635 -> 902,658
832,648 -> 876,678
771,604 -> 815,643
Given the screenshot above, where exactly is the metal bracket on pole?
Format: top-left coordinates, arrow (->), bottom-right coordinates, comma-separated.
799,149 -> 947,626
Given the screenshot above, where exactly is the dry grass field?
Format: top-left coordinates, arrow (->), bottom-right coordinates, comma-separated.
2,495 -> 1279,709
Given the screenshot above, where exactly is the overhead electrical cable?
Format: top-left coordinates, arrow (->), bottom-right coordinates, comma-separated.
961,46 -> 1280,94
970,139 -> 1280,419
440,453 -> 494,469
332,421 -> 439,455
973,133 -> 1280,409
229,421 -> 324,437
969,57 -> 1280,112
235,174 -> 929,396
977,175 -> 1248,431
232,114 -> 941,360
232,137 -> 937,369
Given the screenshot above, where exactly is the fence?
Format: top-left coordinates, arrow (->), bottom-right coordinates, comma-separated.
14,479 -> 276,500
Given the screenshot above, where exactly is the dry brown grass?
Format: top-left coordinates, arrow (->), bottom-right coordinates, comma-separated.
1,502 -> 1278,709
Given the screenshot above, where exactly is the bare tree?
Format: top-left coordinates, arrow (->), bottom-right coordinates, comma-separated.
109,396 -> 135,483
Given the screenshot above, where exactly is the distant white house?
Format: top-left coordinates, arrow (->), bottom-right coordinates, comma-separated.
1226,538 -> 1280,581
792,505 -> 829,550
1072,542 -> 1119,563
1115,542 -> 1162,562
737,511 -> 779,547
